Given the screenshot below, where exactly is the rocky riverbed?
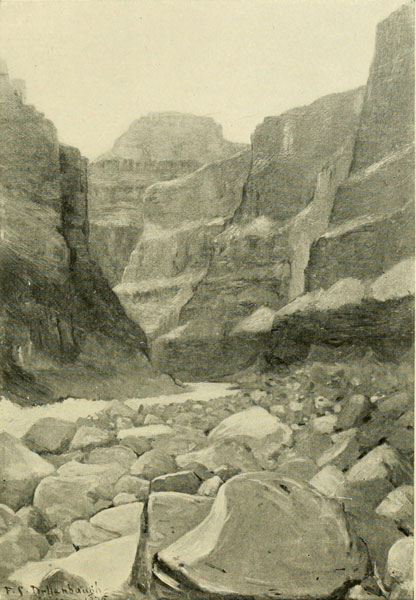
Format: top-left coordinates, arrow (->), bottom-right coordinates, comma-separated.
0,356 -> 413,600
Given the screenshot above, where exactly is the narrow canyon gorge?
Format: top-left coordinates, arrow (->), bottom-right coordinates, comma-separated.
0,3 -> 414,600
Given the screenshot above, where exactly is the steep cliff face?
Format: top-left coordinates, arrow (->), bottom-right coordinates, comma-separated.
151,89 -> 364,379
152,3 -> 414,379
88,113 -> 247,286
307,2 -> 414,291
0,68 -> 175,403
249,2 -> 415,366
115,151 -> 251,338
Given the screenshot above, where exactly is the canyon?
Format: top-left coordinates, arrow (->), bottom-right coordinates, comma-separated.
0,3 -> 414,600
89,2 -> 414,381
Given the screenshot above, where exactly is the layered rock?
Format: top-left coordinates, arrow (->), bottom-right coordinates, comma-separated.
116,151 -> 251,337
267,2 -> 415,363
0,65 -> 176,402
88,113 -> 246,286
152,88 -> 364,378
152,3 -> 414,378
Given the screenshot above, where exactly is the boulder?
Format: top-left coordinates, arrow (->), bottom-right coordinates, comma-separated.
43,451 -> 84,468
312,414 -> 338,434
130,450 -> 177,480
68,520 -> 116,548
154,473 -> 368,598
118,425 -> 173,441
69,426 -> 115,451
37,568 -> 91,593
33,461 -> 125,527
16,505 -> 52,534
90,502 -> 143,536
275,455 -> 319,482
376,485 -> 414,534
22,418 -> 77,455
309,465 -> 346,497
0,524 -> 49,579
112,493 -> 137,506
0,504 -> 21,534
151,426 -> 208,456
105,400 -> 137,422
0,433 -> 55,510
13,533 -> 140,593
87,446 -> 136,470
197,476 -> 223,497
213,465 -> 241,482
151,471 -> 200,494
176,439 -> 259,473
119,436 -> 151,455
385,537 -> 414,596
144,414 -> 163,425
113,475 -> 150,500
346,444 -> 413,487
377,391 -> 412,417
317,428 -> 360,470
208,407 -> 292,453
336,395 -> 372,430
131,492 -> 213,592
340,480 -> 404,572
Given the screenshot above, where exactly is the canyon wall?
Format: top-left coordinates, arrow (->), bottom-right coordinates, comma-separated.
88,113 -> 246,286
115,150 -> 252,338
0,66 -> 176,403
150,2 -> 414,379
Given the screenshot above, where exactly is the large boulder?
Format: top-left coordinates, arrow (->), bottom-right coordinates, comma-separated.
113,475 -> 150,501
376,485 -> 413,534
118,424 -> 173,441
0,504 -> 21,534
0,433 -> 55,510
69,426 -> 115,451
22,418 -> 76,454
131,492 -> 213,592
130,450 -> 177,480
12,533 -> 140,593
339,479 -> 404,572
208,407 -> 292,454
68,520 -> 116,548
87,446 -> 137,470
154,472 -> 369,598
0,524 -> 49,580
151,471 -> 201,495
385,536 -> 414,599
16,505 -> 52,535
33,461 -> 125,527
346,444 -> 413,487
90,502 -> 143,537
176,439 -> 259,473
151,426 -> 208,456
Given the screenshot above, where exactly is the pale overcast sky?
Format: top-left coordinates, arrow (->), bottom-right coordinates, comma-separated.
0,0 -> 406,159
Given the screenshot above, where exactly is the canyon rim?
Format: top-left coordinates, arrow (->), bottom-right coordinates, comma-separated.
0,2 -> 414,600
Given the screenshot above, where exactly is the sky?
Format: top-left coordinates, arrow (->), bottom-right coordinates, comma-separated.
0,0 -> 407,160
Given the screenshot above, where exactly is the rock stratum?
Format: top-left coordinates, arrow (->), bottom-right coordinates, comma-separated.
88,113 -> 247,286
143,2 -> 414,379
0,65 -> 176,403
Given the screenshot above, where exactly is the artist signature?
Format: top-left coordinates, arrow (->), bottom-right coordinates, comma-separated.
2,583 -> 110,600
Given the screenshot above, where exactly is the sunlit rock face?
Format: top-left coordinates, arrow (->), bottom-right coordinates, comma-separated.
0,70 -> 176,403
151,4 -> 414,378
307,2 -> 414,291
151,88 -> 364,379
265,3 -> 415,365
88,113 -> 247,287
